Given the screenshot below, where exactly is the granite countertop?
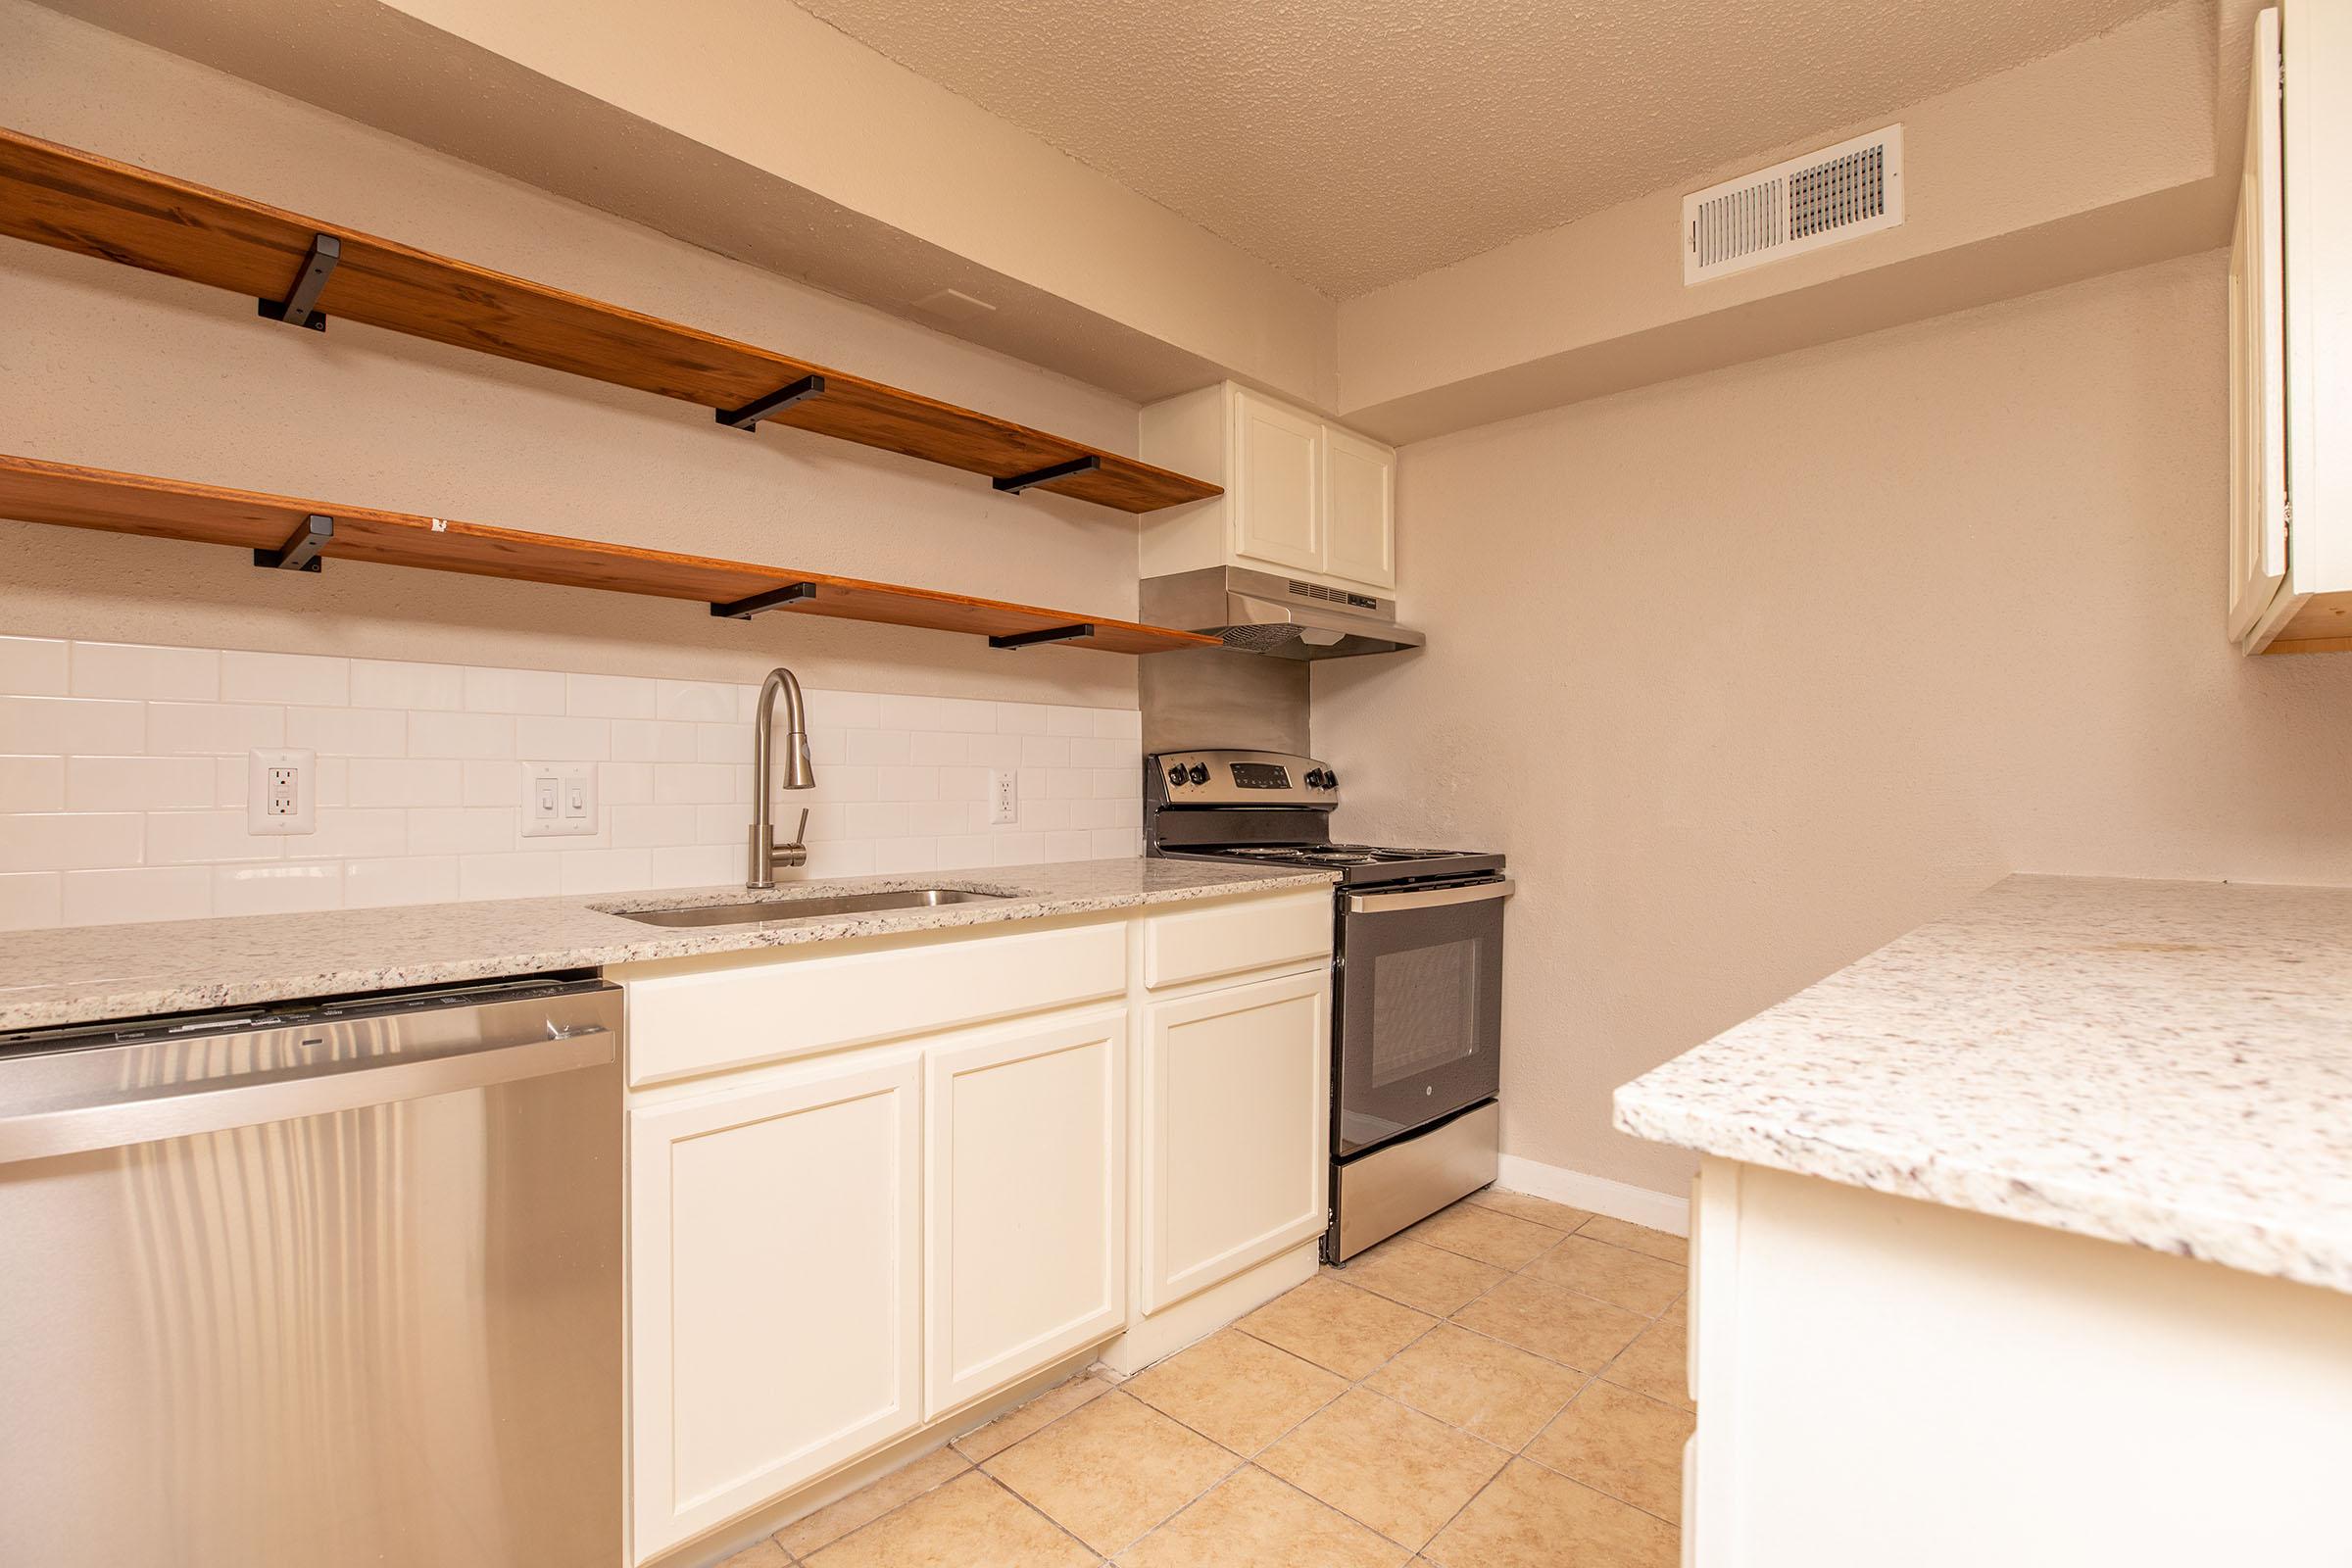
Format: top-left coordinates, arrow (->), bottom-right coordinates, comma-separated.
0,858 -> 1334,1033
1615,875 -> 2352,1295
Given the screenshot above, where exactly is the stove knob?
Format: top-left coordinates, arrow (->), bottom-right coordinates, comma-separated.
1187,762 -> 1210,786
1165,765 -> 1187,788
1321,769 -> 1340,790
1303,768 -> 1327,789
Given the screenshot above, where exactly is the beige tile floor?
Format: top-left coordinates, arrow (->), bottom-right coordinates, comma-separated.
721,1188 -> 1691,1568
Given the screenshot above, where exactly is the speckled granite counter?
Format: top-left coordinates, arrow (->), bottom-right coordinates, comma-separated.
0,859 -> 1333,1033
1615,875 -> 2352,1294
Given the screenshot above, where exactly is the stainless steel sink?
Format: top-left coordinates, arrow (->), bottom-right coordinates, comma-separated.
610,887 -> 1013,927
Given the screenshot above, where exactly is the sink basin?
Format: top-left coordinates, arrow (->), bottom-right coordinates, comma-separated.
611,887 -> 1013,927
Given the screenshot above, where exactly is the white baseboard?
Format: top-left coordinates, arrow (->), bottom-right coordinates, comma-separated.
1495,1153 -> 1690,1238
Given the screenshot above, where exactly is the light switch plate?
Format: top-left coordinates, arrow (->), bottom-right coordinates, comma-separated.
247,748 -> 317,834
522,760 -> 598,837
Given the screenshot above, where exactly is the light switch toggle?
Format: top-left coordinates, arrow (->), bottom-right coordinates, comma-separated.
523,761 -> 598,838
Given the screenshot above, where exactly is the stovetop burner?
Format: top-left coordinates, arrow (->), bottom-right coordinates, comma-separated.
1209,843 -> 1478,867
1144,749 -> 1506,888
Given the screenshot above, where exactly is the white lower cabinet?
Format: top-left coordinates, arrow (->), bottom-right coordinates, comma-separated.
1138,969 -> 1330,1314
924,1008 -> 1126,1418
628,1050 -> 924,1561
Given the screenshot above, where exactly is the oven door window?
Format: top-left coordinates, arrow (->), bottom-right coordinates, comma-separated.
1336,886 -> 1503,1156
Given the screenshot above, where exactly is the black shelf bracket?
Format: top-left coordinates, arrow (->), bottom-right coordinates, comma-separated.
990,622 -> 1094,651
258,233 -> 340,331
711,581 -> 819,619
716,374 -> 827,431
254,514 -> 333,572
993,455 -> 1100,494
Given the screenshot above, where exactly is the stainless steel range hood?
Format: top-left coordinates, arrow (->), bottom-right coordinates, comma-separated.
1141,566 -> 1426,660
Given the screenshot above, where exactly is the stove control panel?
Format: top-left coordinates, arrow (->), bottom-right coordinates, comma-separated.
1148,750 -> 1338,808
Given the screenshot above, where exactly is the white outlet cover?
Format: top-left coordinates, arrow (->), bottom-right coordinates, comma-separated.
522,760 -> 599,838
247,748 -> 317,834
990,769 -> 1018,826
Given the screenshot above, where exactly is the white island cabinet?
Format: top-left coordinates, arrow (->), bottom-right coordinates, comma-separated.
1618,876 -> 2352,1567
612,884 -> 1331,1567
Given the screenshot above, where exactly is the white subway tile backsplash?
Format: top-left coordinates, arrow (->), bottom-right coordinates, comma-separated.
350,659 -> 465,711
565,672 -> 659,719
345,856 -> 461,909
611,719 -> 699,763
220,650 -> 349,707
65,756 -> 215,812
848,729 -> 911,766
463,666 -> 566,714
214,862 -> 342,916
70,641 -> 220,702
1019,735 -> 1071,768
515,714 -> 610,761
0,870 -> 63,929
146,809 -> 283,866
2,812 -> 144,872
147,701 -> 283,755
406,807 -> 516,856
5,696 -> 147,755
459,851 -> 562,902
409,710 -> 514,760
560,848 -> 653,895
0,637 -> 69,698
875,765 -> 939,802
348,759 -> 466,809
0,756 -> 65,812
62,866 -> 212,925
288,706 -> 409,758
0,636 -> 1143,928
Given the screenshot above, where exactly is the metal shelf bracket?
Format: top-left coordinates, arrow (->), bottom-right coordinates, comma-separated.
254,514 -> 333,572
990,622 -> 1094,650
994,455 -> 1100,494
716,374 -> 827,431
711,581 -> 819,619
258,233 -> 340,331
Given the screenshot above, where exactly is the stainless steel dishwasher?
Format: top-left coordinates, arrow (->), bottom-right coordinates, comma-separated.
0,974 -> 622,1568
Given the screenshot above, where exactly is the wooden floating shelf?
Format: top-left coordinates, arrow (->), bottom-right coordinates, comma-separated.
0,127 -> 1222,515
0,455 -> 1220,657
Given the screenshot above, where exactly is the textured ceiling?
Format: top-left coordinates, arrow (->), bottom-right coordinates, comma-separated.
793,0 -> 2180,299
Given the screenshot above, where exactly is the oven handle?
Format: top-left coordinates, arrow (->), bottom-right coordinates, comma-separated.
1347,876 -> 1513,914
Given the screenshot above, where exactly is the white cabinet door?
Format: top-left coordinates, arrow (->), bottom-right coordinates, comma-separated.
629,1052 -> 922,1561
1139,969 -> 1330,1313
1322,424 -> 1396,591
2229,6 -> 2288,646
1231,389 -> 1324,574
924,1008 -> 1126,1417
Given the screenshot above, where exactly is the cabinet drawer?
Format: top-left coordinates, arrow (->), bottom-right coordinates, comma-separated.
625,920 -> 1127,1085
1143,891 -> 1331,990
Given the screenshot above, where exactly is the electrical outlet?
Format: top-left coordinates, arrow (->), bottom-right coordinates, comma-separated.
247,749 -> 316,834
522,761 -> 598,837
990,769 -> 1018,826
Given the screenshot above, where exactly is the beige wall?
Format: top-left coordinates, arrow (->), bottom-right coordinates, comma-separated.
0,0 -> 1143,710
1314,253 -> 2352,1197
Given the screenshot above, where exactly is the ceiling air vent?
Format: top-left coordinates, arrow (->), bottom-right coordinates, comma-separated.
1684,125 -> 1904,285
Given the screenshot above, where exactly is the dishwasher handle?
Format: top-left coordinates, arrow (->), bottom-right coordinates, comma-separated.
0,1021 -> 614,1166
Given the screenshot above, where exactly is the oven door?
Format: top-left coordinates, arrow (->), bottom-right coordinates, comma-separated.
1334,877 -> 1507,1157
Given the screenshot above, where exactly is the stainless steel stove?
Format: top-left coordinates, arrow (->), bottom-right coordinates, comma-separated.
1145,750 -> 1507,1262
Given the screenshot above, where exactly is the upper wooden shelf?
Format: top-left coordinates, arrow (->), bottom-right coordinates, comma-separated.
0,455 -> 1218,657
0,127 -> 1221,515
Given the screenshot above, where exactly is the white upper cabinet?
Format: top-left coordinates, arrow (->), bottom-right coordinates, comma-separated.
1321,423 -> 1397,589
2235,2 -> 2351,654
1233,392 -> 1326,573
1141,381 -> 1398,595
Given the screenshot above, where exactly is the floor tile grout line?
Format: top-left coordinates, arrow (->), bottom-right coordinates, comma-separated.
970,1466 -> 1114,1563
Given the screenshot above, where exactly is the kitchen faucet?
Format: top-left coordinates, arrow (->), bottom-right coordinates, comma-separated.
748,665 -> 817,889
